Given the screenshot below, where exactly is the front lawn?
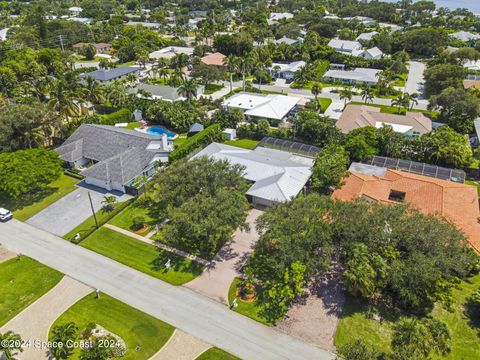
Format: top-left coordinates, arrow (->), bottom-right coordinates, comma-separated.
81,227 -> 203,285
0,173 -> 78,221
224,139 -> 259,150
49,292 -> 175,360
0,256 -> 63,326
197,348 -> 240,360
349,101 -> 438,117
334,274 -> 480,359
108,201 -> 156,236
317,97 -> 333,113
227,277 -> 272,326
63,206 -> 120,240
203,83 -> 224,95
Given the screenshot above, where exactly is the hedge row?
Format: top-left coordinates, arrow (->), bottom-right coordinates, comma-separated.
169,124 -> 223,162
70,198 -> 134,244
99,108 -> 132,125
64,170 -> 84,180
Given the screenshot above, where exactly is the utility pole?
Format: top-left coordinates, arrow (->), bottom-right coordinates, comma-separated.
88,192 -> 99,229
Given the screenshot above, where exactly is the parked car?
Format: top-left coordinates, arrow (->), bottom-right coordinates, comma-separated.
0,208 -> 13,222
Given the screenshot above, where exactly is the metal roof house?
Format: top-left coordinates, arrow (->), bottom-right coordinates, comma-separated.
327,39 -> 363,54
149,46 -> 194,60
55,124 -> 172,192
127,83 -> 204,102
323,67 -> 381,86
269,61 -> 307,81
81,67 -> 140,83
192,143 -> 314,206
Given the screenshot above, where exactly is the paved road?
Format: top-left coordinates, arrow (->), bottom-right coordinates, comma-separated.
0,220 -> 334,360
26,183 -> 131,237
405,61 -> 426,99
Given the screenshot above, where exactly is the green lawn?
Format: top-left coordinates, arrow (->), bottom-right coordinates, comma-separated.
108,201 -> 156,236
227,277 -> 272,326
63,206 -> 118,240
203,83 -> 224,95
334,274 -> 480,359
466,180 -> 480,197
224,139 -> 259,150
49,292 -> 174,360
173,133 -> 188,148
81,227 -> 203,285
126,121 -> 140,130
349,101 -> 438,117
197,348 -> 240,360
317,97 -> 333,113
0,173 -> 78,221
0,256 -> 63,326
391,73 -> 407,87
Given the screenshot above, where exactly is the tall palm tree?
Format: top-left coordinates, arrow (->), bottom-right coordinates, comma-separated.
224,54 -> 240,93
407,92 -> 419,110
293,65 -> 310,85
82,76 -> 105,105
311,83 -> 322,111
49,322 -> 78,360
48,79 -> 81,122
361,87 -> 374,104
239,56 -> 253,91
104,80 -> 127,107
177,79 -> 198,102
156,67 -> 169,83
0,331 -> 23,360
339,88 -> 354,109
391,93 -> 410,113
171,53 -> 189,72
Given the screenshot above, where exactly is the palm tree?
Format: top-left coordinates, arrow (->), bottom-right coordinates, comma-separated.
101,195 -> 117,212
177,79 -> 198,102
391,93 -> 409,113
293,65 -> 309,85
239,56 -> 253,91
48,79 -> 81,122
82,76 -> 104,105
0,331 -> 23,360
311,83 -> 322,111
125,73 -> 137,87
156,67 -> 169,83
407,92 -> 419,110
104,80 -> 126,107
49,322 -> 78,360
171,53 -> 189,72
339,88 -> 354,109
361,87 -> 374,104
224,54 -> 240,93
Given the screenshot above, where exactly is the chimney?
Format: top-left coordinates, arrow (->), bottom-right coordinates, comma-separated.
161,133 -> 168,150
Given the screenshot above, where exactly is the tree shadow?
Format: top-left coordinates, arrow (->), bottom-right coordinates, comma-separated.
0,186 -> 58,212
464,300 -> 480,333
150,250 -> 204,275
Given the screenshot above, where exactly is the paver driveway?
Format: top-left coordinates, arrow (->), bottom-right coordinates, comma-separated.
26,182 -> 131,237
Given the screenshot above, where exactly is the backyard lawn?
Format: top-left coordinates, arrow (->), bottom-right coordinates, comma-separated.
108,201 -> 155,236
197,348 -> 240,360
227,277 -> 271,326
317,97 -> 333,113
49,292 -> 174,360
0,173 -> 78,221
173,133 -> 188,148
349,101 -> 438,117
126,121 -> 140,130
81,227 -> 203,285
0,256 -> 63,326
224,139 -> 259,150
334,274 -> 480,359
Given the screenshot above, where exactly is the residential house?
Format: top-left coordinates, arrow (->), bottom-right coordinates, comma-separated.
126,21 -> 161,29
356,31 -> 378,41
192,142 -> 314,207
269,61 -> 306,81
274,36 -> 303,46
450,31 -> 480,42
188,17 -> 205,29
332,162 -> 480,253
81,67 -> 140,83
328,39 -> 363,55
222,92 -> 301,124
323,67 -> 382,86
148,46 -> 194,60
335,104 -> 432,136
268,12 -> 294,25
68,6 -> 82,17
200,52 -> 226,67
67,17 -> 92,24
56,124 -> 173,193
357,47 -> 383,59
127,83 -> 204,102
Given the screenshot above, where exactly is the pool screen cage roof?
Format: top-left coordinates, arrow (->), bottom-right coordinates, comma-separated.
367,156 -> 466,183
258,137 -> 322,158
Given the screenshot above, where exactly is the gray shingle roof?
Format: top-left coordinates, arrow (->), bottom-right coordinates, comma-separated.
82,67 -> 139,81
127,83 -> 182,100
56,124 -> 162,185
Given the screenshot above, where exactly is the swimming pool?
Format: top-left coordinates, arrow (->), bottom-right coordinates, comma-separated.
146,126 -> 177,139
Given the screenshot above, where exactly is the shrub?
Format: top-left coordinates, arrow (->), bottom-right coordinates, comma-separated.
169,124 -> 223,162
99,108 -> 132,125
132,216 -> 146,231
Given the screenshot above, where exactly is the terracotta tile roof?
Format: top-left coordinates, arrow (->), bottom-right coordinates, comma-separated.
332,169 -> 480,252
463,79 -> 480,90
336,104 -> 432,135
200,52 -> 226,66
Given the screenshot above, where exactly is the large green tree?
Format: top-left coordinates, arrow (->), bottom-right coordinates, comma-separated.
311,144 -> 349,194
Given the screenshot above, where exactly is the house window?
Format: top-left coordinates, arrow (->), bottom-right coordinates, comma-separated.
388,190 -> 406,202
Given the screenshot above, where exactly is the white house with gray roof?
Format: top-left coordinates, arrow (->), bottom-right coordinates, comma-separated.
127,83 -> 204,102
56,124 -> 172,192
323,67 -> 381,86
192,143 -> 314,206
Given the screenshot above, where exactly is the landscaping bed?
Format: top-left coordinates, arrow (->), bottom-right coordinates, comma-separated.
80,227 -> 204,285
49,292 -> 175,360
108,201 -> 155,237
0,256 -> 63,326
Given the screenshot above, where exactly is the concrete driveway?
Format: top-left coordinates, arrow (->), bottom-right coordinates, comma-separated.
405,61 -> 426,99
26,182 -> 131,237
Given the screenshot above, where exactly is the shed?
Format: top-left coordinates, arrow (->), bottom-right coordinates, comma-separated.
223,128 -> 237,141
188,123 -> 204,136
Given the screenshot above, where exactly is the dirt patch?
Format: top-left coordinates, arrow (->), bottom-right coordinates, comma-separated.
133,224 -> 149,233
0,246 -> 16,263
276,261 -> 345,351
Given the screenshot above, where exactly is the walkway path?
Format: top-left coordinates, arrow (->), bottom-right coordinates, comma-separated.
0,245 -> 16,263
0,219 -> 333,360
184,208 -> 263,304
0,276 -> 92,360
150,329 -> 211,360
104,224 -> 211,266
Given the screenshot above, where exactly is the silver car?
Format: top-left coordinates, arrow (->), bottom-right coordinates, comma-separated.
0,208 -> 13,222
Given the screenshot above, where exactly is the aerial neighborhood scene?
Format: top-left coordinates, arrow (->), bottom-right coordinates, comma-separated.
2,0 -> 480,359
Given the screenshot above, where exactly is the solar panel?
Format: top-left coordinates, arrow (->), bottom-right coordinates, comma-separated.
258,137 -> 322,158
367,156 -> 466,183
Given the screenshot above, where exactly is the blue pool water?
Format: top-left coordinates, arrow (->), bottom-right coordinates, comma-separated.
146,126 -> 176,139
